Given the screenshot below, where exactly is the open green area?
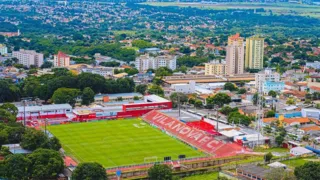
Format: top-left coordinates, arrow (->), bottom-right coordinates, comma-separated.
143,2 -> 320,18
281,158 -> 312,168
254,147 -> 289,153
48,119 -> 204,168
181,172 -> 219,180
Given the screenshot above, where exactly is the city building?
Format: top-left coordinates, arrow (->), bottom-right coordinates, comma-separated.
226,33 -> 245,75
262,81 -> 285,94
54,51 -> 70,67
204,60 -> 226,75
135,54 -> 176,71
82,67 -> 115,77
227,33 -> 244,46
0,44 -> 8,55
245,36 -> 265,70
171,81 -> 196,94
255,68 -> 280,91
306,61 -> 320,69
12,49 -> 44,67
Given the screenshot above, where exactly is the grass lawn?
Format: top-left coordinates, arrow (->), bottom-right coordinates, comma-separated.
181,172 -> 219,180
254,147 -> 289,153
281,158 -> 308,168
48,119 -> 204,168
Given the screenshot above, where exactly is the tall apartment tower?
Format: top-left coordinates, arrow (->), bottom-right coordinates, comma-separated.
54,51 -> 70,67
245,36 -> 264,70
226,33 -> 245,75
12,49 -> 44,67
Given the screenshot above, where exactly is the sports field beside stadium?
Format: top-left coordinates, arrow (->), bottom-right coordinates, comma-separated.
48,119 -> 205,168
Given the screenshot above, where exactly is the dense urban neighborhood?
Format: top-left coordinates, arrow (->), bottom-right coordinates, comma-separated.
0,0 -> 320,180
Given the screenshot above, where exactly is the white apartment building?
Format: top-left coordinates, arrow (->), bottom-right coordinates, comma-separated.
204,60 -> 226,75
0,44 -> 8,55
226,44 -> 245,75
226,34 -> 245,75
135,54 -> 176,72
255,68 -> 280,91
12,49 -> 44,67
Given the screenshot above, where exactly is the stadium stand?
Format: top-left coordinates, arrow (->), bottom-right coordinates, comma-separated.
186,121 -> 220,136
142,110 -> 249,157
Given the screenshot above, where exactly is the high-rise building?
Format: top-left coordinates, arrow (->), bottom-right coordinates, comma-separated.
0,44 -> 8,55
227,33 -> 244,46
12,49 -> 44,67
204,60 -> 226,75
54,51 -> 70,67
226,33 -> 245,75
245,36 -> 264,70
135,54 -> 176,72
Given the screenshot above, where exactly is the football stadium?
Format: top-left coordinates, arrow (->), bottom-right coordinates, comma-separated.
48,118 -> 205,168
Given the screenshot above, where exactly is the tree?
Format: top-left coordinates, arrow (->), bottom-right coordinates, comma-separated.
0,80 -> 20,103
237,88 -> 247,94
224,82 -> 237,91
148,84 -> 164,96
0,103 -> 18,117
170,92 -> 188,106
72,162 -> 107,180
51,88 -> 80,106
219,106 -> 238,116
0,130 -> 8,146
45,137 -> 62,151
155,67 -> 173,77
194,100 -> 203,108
77,73 -> 106,93
0,109 -> 16,123
132,40 -> 154,49
295,162 -> 320,180
206,93 -> 231,108
264,152 -> 273,163
253,93 -> 258,105
227,112 -> 252,126
275,135 -> 285,146
20,128 -> 48,151
81,87 -> 95,105
268,90 -> 277,98
135,84 -> 148,95
125,68 -> 139,76
286,98 -> 295,105
4,154 -> 30,180
27,149 -> 64,179
148,164 -> 172,180
40,61 -> 53,69
266,110 -> 275,118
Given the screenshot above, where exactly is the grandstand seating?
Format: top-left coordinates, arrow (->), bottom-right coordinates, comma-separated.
186,121 -> 220,136
143,110 -> 249,157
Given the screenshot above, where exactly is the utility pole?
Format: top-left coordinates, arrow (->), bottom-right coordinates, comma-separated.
215,105 -> 219,132
45,118 -> 48,136
178,94 -> 181,121
22,100 -> 27,127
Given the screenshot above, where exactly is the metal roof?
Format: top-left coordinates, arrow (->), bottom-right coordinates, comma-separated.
17,104 -> 72,112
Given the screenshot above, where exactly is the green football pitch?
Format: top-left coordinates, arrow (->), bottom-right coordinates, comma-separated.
48,119 -> 205,168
